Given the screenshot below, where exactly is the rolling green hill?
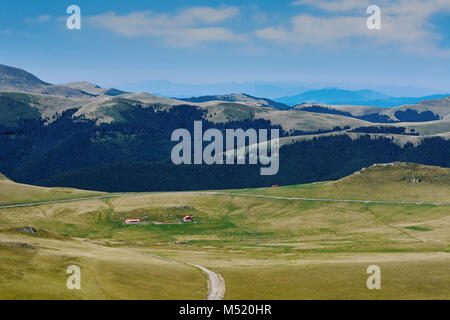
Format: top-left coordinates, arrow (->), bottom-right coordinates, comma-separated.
225,162 -> 450,203
295,97 -> 450,123
178,93 -> 291,110
0,173 -> 103,206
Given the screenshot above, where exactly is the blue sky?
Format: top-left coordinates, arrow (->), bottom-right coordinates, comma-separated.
0,0 -> 449,97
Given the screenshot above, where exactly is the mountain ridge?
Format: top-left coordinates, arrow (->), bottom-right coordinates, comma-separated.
1,63 -> 449,130
0,63 -> 449,192
177,93 -> 291,110
0,64 -> 51,92
0,64 -> 127,100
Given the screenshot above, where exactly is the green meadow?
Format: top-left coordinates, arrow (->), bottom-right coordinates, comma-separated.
0,162 -> 449,299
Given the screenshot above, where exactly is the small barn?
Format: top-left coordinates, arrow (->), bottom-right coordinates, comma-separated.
125,219 -> 141,225
183,216 -> 194,222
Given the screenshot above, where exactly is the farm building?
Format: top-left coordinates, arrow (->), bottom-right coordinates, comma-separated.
125,219 -> 141,225
183,216 -> 194,222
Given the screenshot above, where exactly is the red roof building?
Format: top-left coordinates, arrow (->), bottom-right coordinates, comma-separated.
125,219 -> 141,225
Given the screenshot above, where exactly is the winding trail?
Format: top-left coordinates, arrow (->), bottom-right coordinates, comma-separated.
1,191 -> 449,210
193,191 -> 450,206
143,253 -> 225,300
0,194 -> 137,209
189,264 -> 226,300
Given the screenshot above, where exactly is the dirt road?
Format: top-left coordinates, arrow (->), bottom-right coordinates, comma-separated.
0,194 -> 136,209
2,191 -> 449,210
143,252 -> 225,300
194,191 -> 450,206
189,264 -> 226,300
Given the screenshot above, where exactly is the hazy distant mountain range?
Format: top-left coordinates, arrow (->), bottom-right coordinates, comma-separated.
119,80 -> 445,100
275,87 -> 450,107
119,80 -> 312,99
0,63 -> 449,192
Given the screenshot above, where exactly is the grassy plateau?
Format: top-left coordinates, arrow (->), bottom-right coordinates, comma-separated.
0,162 -> 449,300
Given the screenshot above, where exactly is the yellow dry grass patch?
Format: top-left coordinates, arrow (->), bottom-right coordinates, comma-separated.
0,233 -> 204,300
0,174 -> 103,206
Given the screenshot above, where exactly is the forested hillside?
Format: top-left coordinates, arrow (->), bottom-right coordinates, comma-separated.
1,104 -> 449,191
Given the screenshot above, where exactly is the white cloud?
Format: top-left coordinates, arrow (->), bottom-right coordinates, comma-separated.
26,14 -> 52,24
248,5 -> 269,24
292,0 -> 370,12
87,7 -> 245,46
257,0 -> 450,53
256,15 -> 369,45
176,7 -> 239,24
36,14 -> 52,23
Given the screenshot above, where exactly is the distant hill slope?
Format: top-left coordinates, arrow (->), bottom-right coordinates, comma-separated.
393,96 -> 450,121
178,93 -> 291,110
328,162 -> 450,202
0,173 -> 103,206
0,91 -> 83,126
276,87 -> 450,108
2,162 -> 449,204
296,95 -> 450,123
62,81 -> 128,97
229,162 -> 450,203
0,64 -> 127,100
62,81 -> 105,95
0,64 -> 51,92
39,85 -> 98,100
